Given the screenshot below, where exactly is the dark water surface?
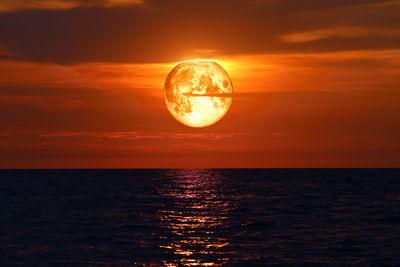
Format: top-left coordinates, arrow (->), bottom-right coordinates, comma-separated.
1,169 -> 400,266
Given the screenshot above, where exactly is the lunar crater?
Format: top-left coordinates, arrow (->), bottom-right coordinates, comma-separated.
164,60 -> 233,127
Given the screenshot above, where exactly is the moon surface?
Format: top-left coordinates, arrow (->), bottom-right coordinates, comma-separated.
164,60 -> 233,127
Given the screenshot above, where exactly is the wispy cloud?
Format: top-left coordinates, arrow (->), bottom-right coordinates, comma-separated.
0,46 -> 15,56
0,95 -> 84,109
0,60 -> 171,94
170,132 -> 245,140
281,27 -> 400,43
0,0 -> 144,12
353,0 -> 400,8
1,0 -> 399,64
40,131 -> 154,139
39,131 -> 245,140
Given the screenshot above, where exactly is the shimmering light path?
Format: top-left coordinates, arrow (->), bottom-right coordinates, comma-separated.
1,169 -> 400,265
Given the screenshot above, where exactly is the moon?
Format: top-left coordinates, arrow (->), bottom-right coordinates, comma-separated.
164,60 -> 233,128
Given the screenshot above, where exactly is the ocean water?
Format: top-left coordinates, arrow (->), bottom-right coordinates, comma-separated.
1,169 -> 399,266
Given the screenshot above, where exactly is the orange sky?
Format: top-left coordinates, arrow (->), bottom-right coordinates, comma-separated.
0,0 -> 400,168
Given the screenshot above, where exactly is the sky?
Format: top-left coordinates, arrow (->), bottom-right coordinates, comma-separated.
0,0 -> 400,168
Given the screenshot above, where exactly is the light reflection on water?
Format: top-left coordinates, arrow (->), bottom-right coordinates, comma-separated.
2,169 -> 400,265
157,169 -> 236,266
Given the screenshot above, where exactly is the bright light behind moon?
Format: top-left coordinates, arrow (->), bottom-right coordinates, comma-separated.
164,60 -> 233,127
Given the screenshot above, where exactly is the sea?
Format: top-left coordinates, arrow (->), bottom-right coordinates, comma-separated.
1,169 -> 399,266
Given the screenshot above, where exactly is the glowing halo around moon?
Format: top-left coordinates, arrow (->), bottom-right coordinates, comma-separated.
164,60 -> 233,128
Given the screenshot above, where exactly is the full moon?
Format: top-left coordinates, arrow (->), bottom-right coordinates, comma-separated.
164,60 -> 233,128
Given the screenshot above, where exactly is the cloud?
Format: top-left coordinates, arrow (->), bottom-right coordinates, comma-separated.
0,0 -> 399,63
0,46 -> 15,56
353,0 -> 400,8
0,0 -> 391,13
281,27 -> 400,43
0,87 -> 399,167
0,60 -> 171,93
0,0 -> 399,168
0,0 -> 144,12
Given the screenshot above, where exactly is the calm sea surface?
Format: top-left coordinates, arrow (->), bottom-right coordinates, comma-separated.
1,169 -> 400,266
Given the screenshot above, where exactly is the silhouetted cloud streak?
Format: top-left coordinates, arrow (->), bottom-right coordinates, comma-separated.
0,0 -> 399,63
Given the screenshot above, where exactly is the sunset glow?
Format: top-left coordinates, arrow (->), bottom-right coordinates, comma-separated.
2,2 -> 400,266
0,0 -> 399,168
